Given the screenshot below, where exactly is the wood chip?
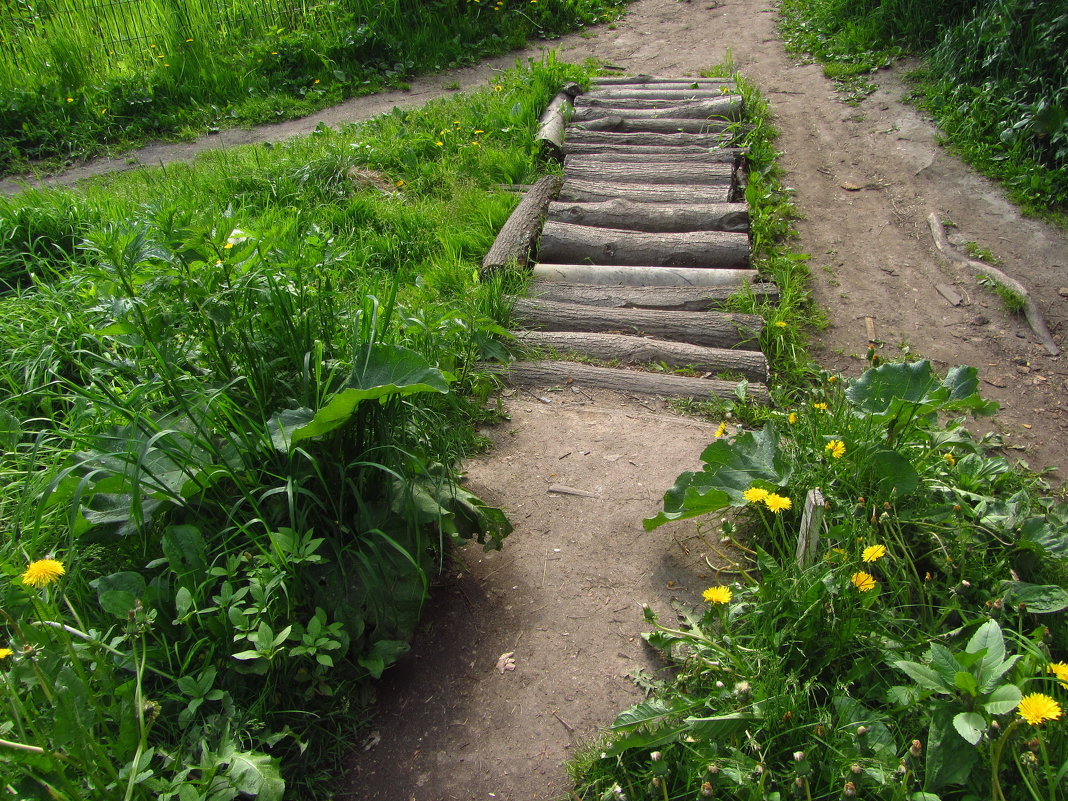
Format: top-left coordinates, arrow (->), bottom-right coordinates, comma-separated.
935,283 -> 964,306
548,485 -> 600,498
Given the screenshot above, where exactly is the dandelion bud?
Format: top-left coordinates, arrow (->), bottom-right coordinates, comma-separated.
701,782 -> 715,797
143,699 -> 161,721
909,739 -> 922,757
707,764 -> 720,775
716,681 -> 725,688
1022,751 -> 1038,766
650,751 -> 662,762
815,725 -> 826,737
793,751 -> 805,762
843,781 -> 857,798
961,580 -> 971,588
894,763 -> 907,781
794,778 -> 805,788
651,777 -> 661,789
734,681 -> 751,696
856,726 -> 870,737
992,598 -> 1003,610
857,497 -> 866,505
1026,738 -> 1040,752
851,764 -> 862,775
883,502 -> 891,510
879,511 -> 890,523
990,720 -> 1000,731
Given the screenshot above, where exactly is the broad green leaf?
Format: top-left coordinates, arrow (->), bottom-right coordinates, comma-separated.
952,712 -> 985,745
868,448 -> 919,496
966,619 -> 1006,689
927,644 -> 961,686
357,639 -> 409,679
163,524 -> 207,573
612,699 -> 677,731
925,707 -> 977,790
984,684 -> 1022,714
894,660 -> 952,693
267,344 -> 450,450
225,750 -> 285,801
1001,581 -> 1068,614
606,725 -> 687,756
912,793 -> 941,801
1017,515 -> 1068,559
953,671 -> 979,697
684,713 -> 758,740
846,360 -> 996,424
91,571 -> 146,619
174,586 -> 193,618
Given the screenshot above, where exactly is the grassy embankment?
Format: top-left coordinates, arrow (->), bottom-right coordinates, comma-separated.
0,0 -> 627,175
0,56 -> 589,800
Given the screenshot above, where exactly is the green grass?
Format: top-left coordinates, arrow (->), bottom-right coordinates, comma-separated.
0,0 -> 628,176
0,56 -> 591,799
778,0 -> 1068,221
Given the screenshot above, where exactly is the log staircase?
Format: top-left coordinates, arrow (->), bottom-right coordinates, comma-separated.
485,75 -> 776,404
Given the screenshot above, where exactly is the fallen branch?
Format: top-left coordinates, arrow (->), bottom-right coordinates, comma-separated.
927,212 -> 1059,356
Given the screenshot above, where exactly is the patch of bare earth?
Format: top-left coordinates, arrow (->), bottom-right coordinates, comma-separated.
12,2 -> 1066,797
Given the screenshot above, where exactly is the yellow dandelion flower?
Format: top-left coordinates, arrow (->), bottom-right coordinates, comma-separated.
702,586 -> 732,605
812,402 -> 828,411
494,85 -> 503,92
743,486 -> 769,503
828,375 -> 838,383
313,79 -> 320,84
471,141 -> 480,146
223,242 -> 234,249
787,412 -> 797,424
764,494 -> 792,513
0,647 -> 12,659
774,321 -> 787,328
66,97 -> 73,102
185,38 -> 193,42
943,452 -> 956,467
1018,693 -> 1062,725
435,141 -> 444,146
851,571 -> 877,592
395,180 -> 405,187
825,440 -> 846,459
862,544 -> 887,563
1048,662 -> 1068,690
21,559 -> 65,589
474,129 -> 484,134
163,63 -> 170,67
714,422 -> 727,438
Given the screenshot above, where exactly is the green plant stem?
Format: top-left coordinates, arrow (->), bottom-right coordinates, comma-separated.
0,736 -> 47,754
991,718 -> 1023,801
31,620 -> 177,681
123,633 -> 149,801
1036,731 -> 1056,801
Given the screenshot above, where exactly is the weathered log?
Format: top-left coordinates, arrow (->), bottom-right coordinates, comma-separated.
538,222 -> 749,269
576,94 -> 741,110
531,264 -> 758,287
488,361 -> 769,403
564,150 -> 745,167
558,179 -> 730,205
536,87 -> 578,160
591,75 -> 735,88
571,98 -> 742,122
563,130 -> 732,150
547,199 -> 748,233
563,160 -> 733,186
480,174 -> 562,274
927,212 -> 1060,356
515,330 -> 769,382
572,116 -> 730,135
529,280 -> 776,310
584,88 -> 736,102
513,297 -> 762,349
562,142 -> 739,158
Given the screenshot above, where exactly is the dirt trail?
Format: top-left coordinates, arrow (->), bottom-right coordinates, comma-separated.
10,2 -> 1066,798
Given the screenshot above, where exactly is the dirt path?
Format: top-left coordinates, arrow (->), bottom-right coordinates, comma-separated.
9,2 -> 1066,798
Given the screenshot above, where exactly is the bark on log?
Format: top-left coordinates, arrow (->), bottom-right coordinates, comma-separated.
572,116 -> 730,134
591,75 -> 735,88
488,360 -> 769,403
584,88 -> 736,101
563,160 -> 733,186
535,91 -> 575,160
558,179 -> 731,204
513,297 -> 763,349
480,174 -> 562,274
538,222 -> 749,268
531,264 -> 759,287
528,280 -> 778,310
576,95 -> 741,110
515,330 -> 769,382
564,149 -> 745,166
571,98 -> 742,121
547,199 -> 748,233
563,131 -> 732,149
562,142 -> 740,158
927,212 -> 1060,356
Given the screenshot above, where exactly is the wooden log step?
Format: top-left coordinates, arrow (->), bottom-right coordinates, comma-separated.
575,95 -> 741,110
488,361 -> 769,404
561,142 -> 740,158
535,90 -> 576,160
563,160 -> 734,186
571,117 -> 730,135
538,223 -> 749,268
481,174 -> 562,274
547,199 -> 748,233
591,75 -> 735,88
531,264 -> 758,287
528,280 -> 779,311
563,131 -> 732,149
571,98 -> 741,121
513,297 -> 762,349
515,331 -> 769,383
558,179 -> 730,205
584,88 -> 735,102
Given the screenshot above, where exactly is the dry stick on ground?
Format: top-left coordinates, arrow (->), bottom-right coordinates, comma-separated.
927,212 -> 1060,356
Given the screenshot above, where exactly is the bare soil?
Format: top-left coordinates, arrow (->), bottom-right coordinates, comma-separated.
9,1 -> 1066,798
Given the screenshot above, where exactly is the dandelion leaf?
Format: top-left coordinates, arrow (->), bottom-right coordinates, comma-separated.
1000,581 -> 1068,614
